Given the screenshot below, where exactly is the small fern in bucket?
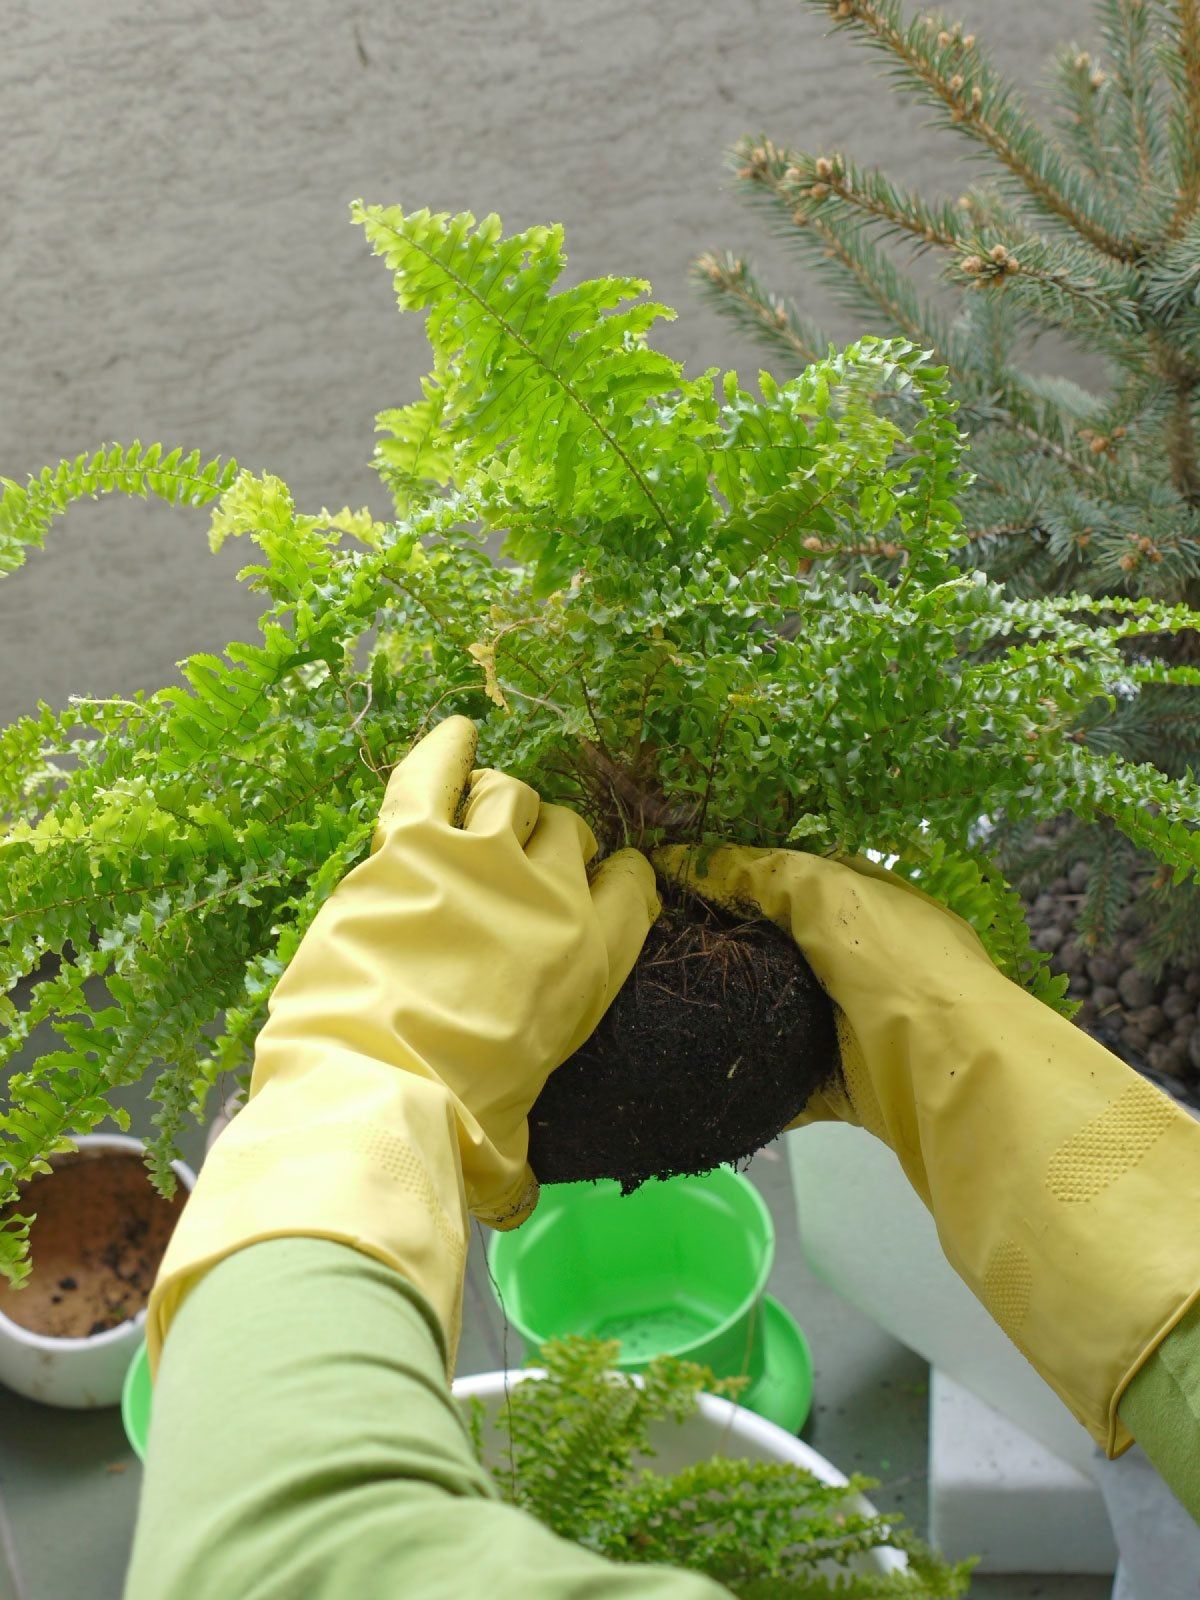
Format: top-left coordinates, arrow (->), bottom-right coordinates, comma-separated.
465,1337 -> 973,1597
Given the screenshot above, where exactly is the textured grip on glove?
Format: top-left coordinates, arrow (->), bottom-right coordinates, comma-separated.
654,842 -> 1200,1454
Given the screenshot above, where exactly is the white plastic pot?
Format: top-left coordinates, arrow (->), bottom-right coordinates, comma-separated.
0,1133 -> 195,1409
454,1368 -> 907,1580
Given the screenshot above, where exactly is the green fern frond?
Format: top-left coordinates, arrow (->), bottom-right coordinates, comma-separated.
474,1339 -> 973,1599
6,203 -> 1200,1278
0,444 -> 238,579
352,204 -> 687,544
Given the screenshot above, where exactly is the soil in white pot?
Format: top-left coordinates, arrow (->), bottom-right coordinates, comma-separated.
0,1153 -> 187,1338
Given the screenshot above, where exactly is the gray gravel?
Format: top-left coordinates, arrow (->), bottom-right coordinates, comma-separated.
1028,864 -> 1200,1108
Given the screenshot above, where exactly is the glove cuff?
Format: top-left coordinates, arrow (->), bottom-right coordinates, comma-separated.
147,1062 -> 469,1379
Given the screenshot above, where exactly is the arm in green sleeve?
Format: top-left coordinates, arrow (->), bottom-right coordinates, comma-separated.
124,1238 -> 725,1600
1118,1298 -> 1200,1524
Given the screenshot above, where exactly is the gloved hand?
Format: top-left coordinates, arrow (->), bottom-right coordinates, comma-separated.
148,717 -> 659,1373
654,844 -> 1200,1457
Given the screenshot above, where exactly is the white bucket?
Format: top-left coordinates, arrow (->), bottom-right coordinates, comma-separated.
454,1367 -> 907,1580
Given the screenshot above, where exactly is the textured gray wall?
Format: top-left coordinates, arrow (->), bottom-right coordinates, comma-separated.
1,0 -> 1093,725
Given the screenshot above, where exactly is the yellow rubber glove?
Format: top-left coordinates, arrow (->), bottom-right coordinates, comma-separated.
148,717 -> 659,1374
654,844 -> 1200,1457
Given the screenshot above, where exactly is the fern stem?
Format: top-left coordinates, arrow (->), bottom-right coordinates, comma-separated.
693,698 -> 736,843
2,872 -> 184,929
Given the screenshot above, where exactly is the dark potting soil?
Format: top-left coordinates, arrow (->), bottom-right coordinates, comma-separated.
528,892 -> 839,1191
0,1152 -> 187,1338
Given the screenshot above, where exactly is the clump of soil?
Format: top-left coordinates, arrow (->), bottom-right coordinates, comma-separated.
0,1152 -> 187,1339
529,890 -> 839,1191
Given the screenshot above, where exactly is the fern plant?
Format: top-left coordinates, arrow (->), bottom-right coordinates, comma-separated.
699,0 -> 1200,968
5,203 -> 1200,1279
466,1336 -> 973,1597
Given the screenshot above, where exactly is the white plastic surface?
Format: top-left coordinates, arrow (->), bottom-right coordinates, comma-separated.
787,1123 -> 1100,1479
0,1134 -> 195,1409
930,1369 -> 1116,1574
454,1369 -> 906,1578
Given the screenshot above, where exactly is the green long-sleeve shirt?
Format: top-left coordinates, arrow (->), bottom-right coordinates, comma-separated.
124,1239 -> 725,1599
124,1239 -> 1200,1599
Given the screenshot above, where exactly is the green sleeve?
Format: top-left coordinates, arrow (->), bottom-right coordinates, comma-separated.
1118,1297 -> 1200,1525
124,1238 -> 724,1600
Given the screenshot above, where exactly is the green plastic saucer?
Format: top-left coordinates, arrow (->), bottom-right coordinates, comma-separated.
122,1338 -> 151,1461
736,1293 -> 814,1434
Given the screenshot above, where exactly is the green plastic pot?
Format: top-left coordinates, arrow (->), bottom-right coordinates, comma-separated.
488,1167 -> 813,1432
121,1170 -> 814,1459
